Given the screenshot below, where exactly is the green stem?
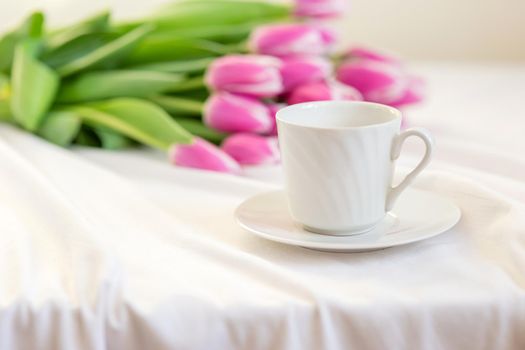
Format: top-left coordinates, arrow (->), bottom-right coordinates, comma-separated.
166,75 -> 205,92
149,95 -> 204,116
127,57 -> 214,74
57,24 -> 154,77
175,118 -> 228,144
64,99 -> 193,150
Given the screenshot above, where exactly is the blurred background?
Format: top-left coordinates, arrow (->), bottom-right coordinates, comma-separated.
2,0 -> 525,61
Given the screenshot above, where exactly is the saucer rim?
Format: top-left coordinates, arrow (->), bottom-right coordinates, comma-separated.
235,188 -> 461,251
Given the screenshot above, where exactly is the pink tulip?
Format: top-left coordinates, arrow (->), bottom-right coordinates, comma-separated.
346,46 -> 401,65
295,0 -> 347,18
389,76 -> 425,108
266,103 -> 285,135
169,137 -> 241,174
317,26 -> 337,47
221,133 -> 280,165
205,55 -> 283,98
249,23 -> 335,57
287,81 -> 363,105
336,59 -> 408,105
280,56 -> 332,92
204,92 -> 273,134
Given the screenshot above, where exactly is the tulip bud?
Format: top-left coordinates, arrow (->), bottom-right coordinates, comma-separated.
249,23 -> 335,57
389,76 -> 425,108
318,26 -> 337,47
204,92 -> 273,134
267,103 -> 285,135
222,133 -> 280,165
294,0 -> 347,18
205,55 -> 283,98
280,56 -> 332,92
169,137 -> 241,174
346,46 -> 401,65
336,59 -> 408,105
287,81 -> 362,105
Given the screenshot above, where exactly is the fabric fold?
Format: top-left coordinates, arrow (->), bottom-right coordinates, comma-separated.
1,123 -> 524,349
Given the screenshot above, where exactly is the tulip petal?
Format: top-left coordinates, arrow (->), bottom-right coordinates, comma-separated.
222,133 -> 280,165
204,92 -> 273,133
169,137 -> 241,173
346,46 -> 401,65
390,76 -> 425,108
287,81 -> 362,105
294,0 -> 347,18
336,60 -> 407,104
317,26 -> 337,47
205,54 -> 283,97
287,82 -> 330,104
266,103 -> 285,135
280,56 -> 332,92
330,80 -> 363,101
249,24 -> 331,57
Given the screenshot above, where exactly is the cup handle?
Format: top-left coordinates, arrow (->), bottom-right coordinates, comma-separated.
386,127 -> 434,211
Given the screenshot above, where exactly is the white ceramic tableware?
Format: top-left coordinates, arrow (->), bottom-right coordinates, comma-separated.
276,101 -> 433,235
235,188 -> 461,253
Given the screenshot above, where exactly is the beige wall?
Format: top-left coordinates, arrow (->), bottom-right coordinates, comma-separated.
337,0 -> 525,61
2,0 -> 525,61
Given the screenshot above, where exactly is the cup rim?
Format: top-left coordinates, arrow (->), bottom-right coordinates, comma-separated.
276,101 -> 402,130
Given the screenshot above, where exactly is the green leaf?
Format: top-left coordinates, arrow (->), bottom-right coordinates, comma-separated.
37,110 -> 82,146
151,0 -> 291,28
147,21 -> 257,44
149,95 -> 203,116
0,100 -> 12,122
56,24 -> 154,77
127,57 -> 213,74
0,73 -> 10,96
10,39 -> 60,131
165,75 -> 205,93
46,11 -> 110,50
94,127 -> 133,149
176,118 -> 227,144
176,88 -> 210,100
23,12 -> 44,37
0,73 -> 8,87
57,70 -> 185,103
42,32 -> 117,69
75,127 -> 100,147
124,37 -> 229,65
64,98 -> 193,150
0,74 -> 12,121
114,0 -> 289,33
0,12 -> 44,72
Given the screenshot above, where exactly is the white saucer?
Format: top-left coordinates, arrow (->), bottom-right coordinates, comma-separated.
235,188 -> 461,252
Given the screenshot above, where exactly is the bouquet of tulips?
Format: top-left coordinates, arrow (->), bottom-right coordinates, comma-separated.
0,0 -> 422,174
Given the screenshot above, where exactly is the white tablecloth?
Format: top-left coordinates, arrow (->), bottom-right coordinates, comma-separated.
0,64 -> 524,349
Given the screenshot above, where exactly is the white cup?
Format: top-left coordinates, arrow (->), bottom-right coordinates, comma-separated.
276,101 -> 433,235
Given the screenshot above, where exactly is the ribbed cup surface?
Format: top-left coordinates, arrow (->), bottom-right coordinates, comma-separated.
279,121 -> 399,233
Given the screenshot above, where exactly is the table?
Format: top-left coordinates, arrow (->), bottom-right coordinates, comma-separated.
0,64 -> 524,349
